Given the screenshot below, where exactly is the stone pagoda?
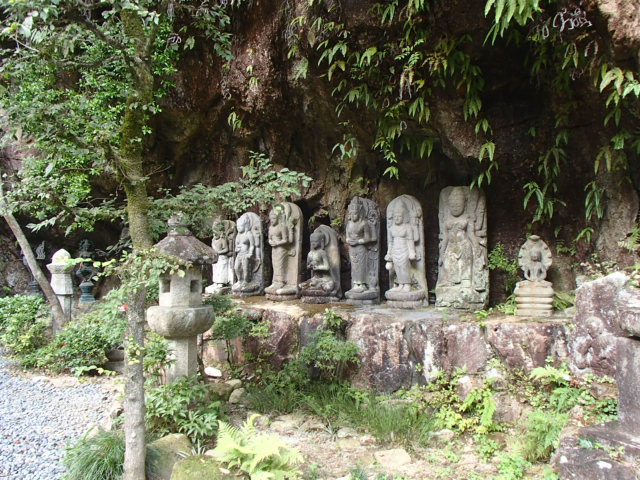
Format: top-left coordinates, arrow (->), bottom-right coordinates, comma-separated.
147,217 -> 217,383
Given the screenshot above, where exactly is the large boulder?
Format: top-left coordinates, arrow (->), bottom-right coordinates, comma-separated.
170,455 -> 234,480
568,273 -> 628,377
149,433 -> 193,480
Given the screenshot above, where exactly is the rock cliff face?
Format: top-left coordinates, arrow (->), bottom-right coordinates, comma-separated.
1,0 -> 639,298
150,0 -> 639,298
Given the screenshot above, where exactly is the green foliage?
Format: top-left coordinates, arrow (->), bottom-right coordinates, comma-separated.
288,1 -> 492,183
152,152 -> 312,238
0,0 -> 236,233
212,414 -> 303,480
552,291 -> 575,311
528,363 -> 617,421
32,315 -> 125,373
402,370 -> 500,435
62,428 -> 159,480
299,309 -> 361,382
0,295 -> 49,357
488,243 -> 519,293
143,331 -> 171,382
520,410 -> 568,462
496,452 -> 530,480
145,376 -> 222,448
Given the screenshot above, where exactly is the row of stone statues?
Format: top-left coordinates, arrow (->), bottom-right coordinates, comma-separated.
205,187 -> 493,309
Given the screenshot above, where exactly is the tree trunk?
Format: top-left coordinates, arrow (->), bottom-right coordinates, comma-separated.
0,180 -> 67,331
120,8 -> 156,479
2,210 -> 67,331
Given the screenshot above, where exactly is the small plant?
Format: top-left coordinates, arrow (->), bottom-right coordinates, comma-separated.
496,452 -> 530,480
145,376 -> 221,448
0,295 -> 49,358
520,410 -> 568,462
299,309 -> 361,382
212,414 -> 303,480
552,291 -> 575,311
62,429 -> 159,480
488,243 -> 519,293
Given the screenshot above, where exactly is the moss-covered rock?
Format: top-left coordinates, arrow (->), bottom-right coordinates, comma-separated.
148,433 -> 193,480
208,382 -> 234,402
170,455 -> 234,480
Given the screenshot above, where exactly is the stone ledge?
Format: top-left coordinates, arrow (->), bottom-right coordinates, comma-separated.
202,298 -> 572,393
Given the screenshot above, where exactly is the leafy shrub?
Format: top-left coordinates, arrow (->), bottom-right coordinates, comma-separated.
145,376 -> 221,447
31,314 -> 126,373
62,428 -> 159,480
212,414 -> 303,480
488,243 -> 519,293
0,295 -> 49,357
143,331 -> 171,383
299,309 -> 360,382
520,410 -> 568,462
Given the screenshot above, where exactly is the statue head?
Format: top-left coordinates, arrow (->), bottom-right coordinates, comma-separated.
237,214 -> 250,233
269,205 -> 284,225
310,231 -> 325,250
348,199 -> 364,222
392,204 -> 407,225
448,187 -> 467,217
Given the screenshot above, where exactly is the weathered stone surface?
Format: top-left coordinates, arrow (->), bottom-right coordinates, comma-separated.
617,288 -> 640,337
299,225 -> 342,303
486,321 -> 569,372
207,382 -> 234,402
243,307 -> 300,370
374,448 -> 412,468
228,387 -> 246,404
232,212 -> 264,297
442,323 -> 492,374
170,455 -> 233,480
554,424 -> 640,480
617,337 -> 640,437
384,195 -> 428,307
344,197 -> 380,304
265,202 -> 303,301
435,186 -> 488,310
206,219 -> 236,295
569,273 -> 628,377
348,311 -> 443,392
147,306 -> 214,339
149,433 -> 193,480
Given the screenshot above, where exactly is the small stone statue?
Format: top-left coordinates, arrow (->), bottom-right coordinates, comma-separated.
205,219 -> 236,295
24,240 -> 49,297
76,239 -> 98,303
232,212 -> 264,297
265,202 -> 302,301
435,186 -> 488,310
299,225 -> 341,303
344,197 -> 380,304
515,235 -> 554,317
384,195 -> 428,308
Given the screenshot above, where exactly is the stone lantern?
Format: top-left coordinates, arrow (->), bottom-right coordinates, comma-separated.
147,217 -> 217,383
46,248 -> 74,332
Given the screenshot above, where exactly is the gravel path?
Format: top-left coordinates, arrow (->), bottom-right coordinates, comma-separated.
0,355 -> 117,480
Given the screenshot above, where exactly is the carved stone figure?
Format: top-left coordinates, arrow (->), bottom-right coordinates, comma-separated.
344,197 -> 380,304
384,195 -> 428,308
299,225 -> 342,303
515,235 -> 554,317
265,202 -> 302,301
232,212 -> 264,297
205,219 -> 236,295
435,186 -> 488,310
76,239 -> 98,303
